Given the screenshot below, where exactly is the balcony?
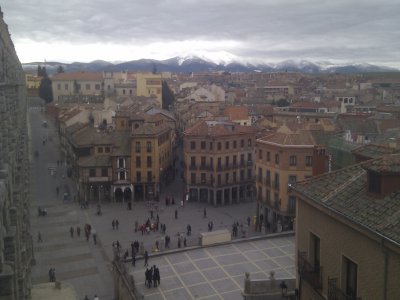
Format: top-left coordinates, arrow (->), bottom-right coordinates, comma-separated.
265,178 -> 271,186
240,161 -> 245,167
298,251 -> 323,291
189,164 -> 197,170
328,277 -> 361,300
199,164 -> 208,170
216,165 -> 223,171
224,164 -> 232,171
247,160 -> 253,166
271,180 -> 279,189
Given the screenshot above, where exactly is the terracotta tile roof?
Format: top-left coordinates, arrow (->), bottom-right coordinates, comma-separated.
71,127 -> 115,147
223,106 -> 249,121
132,123 -> 170,136
352,144 -> 399,159
289,101 -> 326,109
52,71 -> 103,81
184,120 -> 256,137
258,130 -> 315,146
293,154 -> 400,245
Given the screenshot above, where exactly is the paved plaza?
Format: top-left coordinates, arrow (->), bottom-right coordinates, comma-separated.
28,103 -> 295,300
129,236 -> 295,300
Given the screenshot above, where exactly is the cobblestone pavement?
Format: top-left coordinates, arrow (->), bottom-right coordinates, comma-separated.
29,102 -> 294,300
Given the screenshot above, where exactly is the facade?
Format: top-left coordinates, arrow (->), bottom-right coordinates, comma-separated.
136,73 -> 162,106
51,71 -> 104,103
0,8 -> 33,299
293,154 -> 400,300
183,120 -> 257,205
255,126 -> 328,232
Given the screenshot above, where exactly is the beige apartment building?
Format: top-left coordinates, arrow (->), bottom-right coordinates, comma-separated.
293,154 -> 400,300
255,126 -> 328,232
136,72 -> 162,107
183,120 -> 257,205
51,71 -> 104,103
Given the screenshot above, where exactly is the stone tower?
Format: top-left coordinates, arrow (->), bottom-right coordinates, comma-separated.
0,6 -> 33,300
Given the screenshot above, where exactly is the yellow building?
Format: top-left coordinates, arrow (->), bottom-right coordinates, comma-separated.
293,154 -> 400,300
255,125 -> 328,232
183,120 -> 256,205
136,72 -> 162,107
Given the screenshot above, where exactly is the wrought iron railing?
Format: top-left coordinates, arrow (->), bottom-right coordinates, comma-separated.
298,251 -> 323,290
328,277 -> 361,300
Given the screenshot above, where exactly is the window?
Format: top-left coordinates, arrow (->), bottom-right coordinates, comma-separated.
310,233 -> 321,270
95,84 -> 101,90
210,157 -> 214,168
274,173 -> 279,188
201,156 -> 206,168
86,84 -> 90,90
136,156 -> 141,168
217,157 -> 222,169
118,158 -> 125,168
147,156 -> 152,168
190,156 -> 196,167
135,142 -> 141,153
306,156 -> 313,166
233,171 -> 237,182
275,153 -> 279,164
105,147 -> 111,153
209,142 -> 213,150
217,174 -> 221,185
89,168 -> 96,177
258,149 -> 263,159
201,173 -> 206,184
98,147 -> 103,153
240,170 -> 244,181
288,196 -> 296,212
267,152 -> 270,162
217,142 -> 221,150
289,155 -> 297,166
266,170 -> 271,185
191,173 -> 196,184
101,168 -> 108,177
247,153 -> 252,162
225,141 -> 229,150
233,155 -> 237,166
146,141 -> 152,153
57,83 -> 61,90
343,256 -> 358,298
247,168 -> 252,180
119,171 -> 126,180
248,139 -> 252,147
240,154 -> 245,165
190,141 -> 196,150
288,175 -> 297,184
136,171 -> 141,182
240,139 -> 244,148
64,84 -> 68,90
233,140 -> 237,149
225,173 -> 229,183
258,167 -> 262,182
225,156 -> 230,167
201,141 -> 206,150
147,171 -> 152,182
266,189 -> 271,205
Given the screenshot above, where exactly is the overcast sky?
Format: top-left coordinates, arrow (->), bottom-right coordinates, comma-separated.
2,0 -> 400,67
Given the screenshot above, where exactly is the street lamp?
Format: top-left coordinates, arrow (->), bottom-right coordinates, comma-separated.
99,185 -> 103,203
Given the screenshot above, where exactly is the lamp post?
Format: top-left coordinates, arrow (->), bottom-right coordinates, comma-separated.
99,185 -> 103,203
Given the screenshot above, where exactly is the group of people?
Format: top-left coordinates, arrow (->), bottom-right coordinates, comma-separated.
164,196 -> 175,206
145,265 -> 160,288
48,268 -> 56,282
232,221 -> 243,237
111,219 -> 120,230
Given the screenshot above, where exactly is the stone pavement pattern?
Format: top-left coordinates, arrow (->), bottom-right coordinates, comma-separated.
129,236 -> 295,299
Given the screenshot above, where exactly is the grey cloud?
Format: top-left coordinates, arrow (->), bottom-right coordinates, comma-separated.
1,0 -> 400,65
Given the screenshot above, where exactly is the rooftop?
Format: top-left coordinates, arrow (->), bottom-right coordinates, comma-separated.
294,154 -> 400,246
352,144 -> 399,160
52,71 -> 103,81
184,120 -> 256,137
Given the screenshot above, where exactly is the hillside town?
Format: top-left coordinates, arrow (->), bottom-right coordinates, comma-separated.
1,4 -> 400,300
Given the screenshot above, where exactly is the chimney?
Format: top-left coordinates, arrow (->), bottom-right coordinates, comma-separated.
312,145 -> 329,176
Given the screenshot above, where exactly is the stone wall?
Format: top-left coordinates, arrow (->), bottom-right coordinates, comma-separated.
0,7 -> 33,300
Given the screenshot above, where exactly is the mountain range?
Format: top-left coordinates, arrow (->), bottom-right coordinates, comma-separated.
22,56 -> 399,75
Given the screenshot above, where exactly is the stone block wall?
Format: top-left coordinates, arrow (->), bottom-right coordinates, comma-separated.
0,6 -> 33,300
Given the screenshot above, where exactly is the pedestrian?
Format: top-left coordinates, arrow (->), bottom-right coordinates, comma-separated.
134,220 -> 138,232
92,230 -> 97,245
247,216 -> 251,227
38,232 -> 42,242
184,237 -> 187,247
51,268 -> 56,282
155,266 -> 160,286
203,207 -> 207,218
163,224 -> 166,234
150,209 -> 154,219
187,224 -> 191,236
178,237 -> 181,248
144,250 -> 149,267
76,226 -> 81,237
174,209 -> 178,219
112,219 -> 115,230
132,251 -> 136,267
153,265 -> 158,287
70,226 -> 74,238
84,296 -> 89,300
156,214 -> 159,223
155,240 -> 159,251
115,219 -> 119,230
48,268 -> 53,282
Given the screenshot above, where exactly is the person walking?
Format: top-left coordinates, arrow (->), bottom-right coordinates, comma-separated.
115,219 -> 119,230
144,250 -> 149,267
184,237 -> 187,247
203,207 -> 207,218
70,226 -> 74,238
132,251 -> 136,267
92,230 -> 97,245
247,216 -> 251,227
76,226 -> 81,237
112,219 -> 115,230
187,224 -> 191,236
38,232 -> 42,242
174,209 -> 178,219
48,268 -> 53,282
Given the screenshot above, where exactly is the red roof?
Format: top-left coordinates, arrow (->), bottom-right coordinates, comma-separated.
52,71 -> 103,81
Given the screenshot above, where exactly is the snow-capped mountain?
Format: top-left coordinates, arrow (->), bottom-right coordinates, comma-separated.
22,56 -> 399,74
